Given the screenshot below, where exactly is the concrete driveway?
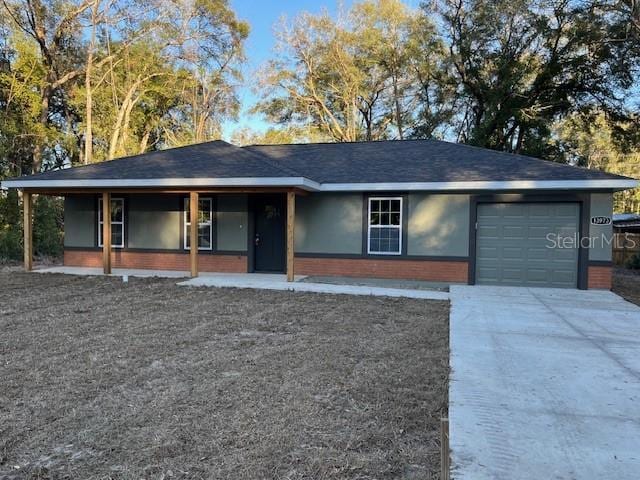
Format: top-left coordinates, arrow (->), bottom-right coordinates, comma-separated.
449,286 -> 640,479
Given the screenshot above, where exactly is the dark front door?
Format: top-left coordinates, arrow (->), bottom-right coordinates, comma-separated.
253,195 -> 286,272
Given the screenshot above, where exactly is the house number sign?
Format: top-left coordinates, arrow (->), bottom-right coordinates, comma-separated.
591,216 -> 611,225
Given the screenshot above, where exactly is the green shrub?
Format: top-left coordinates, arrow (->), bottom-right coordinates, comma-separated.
0,227 -> 23,260
626,253 -> 640,270
33,195 -> 63,258
0,192 -> 64,261
0,190 -> 22,261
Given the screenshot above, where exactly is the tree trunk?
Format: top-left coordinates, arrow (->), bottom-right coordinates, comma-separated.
108,80 -> 141,159
33,85 -> 51,173
84,58 -> 94,163
515,125 -> 525,153
393,74 -> 404,139
119,93 -> 139,153
139,129 -> 151,153
84,1 -> 100,164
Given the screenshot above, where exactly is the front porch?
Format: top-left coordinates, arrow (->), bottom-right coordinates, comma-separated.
22,188 -> 302,281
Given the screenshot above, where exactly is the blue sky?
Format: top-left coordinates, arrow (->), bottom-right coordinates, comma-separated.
222,0 -> 354,139
222,0 -> 424,139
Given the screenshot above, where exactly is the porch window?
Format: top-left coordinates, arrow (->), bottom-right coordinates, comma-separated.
184,197 -> 213,250
98,197 -> 125,248
368,197 -> 402,255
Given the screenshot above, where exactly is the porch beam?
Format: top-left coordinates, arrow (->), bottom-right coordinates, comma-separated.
23,191 -> 32,271
102,192 -> 111,274
190,191 -> 199,277
287,190 -> 295,282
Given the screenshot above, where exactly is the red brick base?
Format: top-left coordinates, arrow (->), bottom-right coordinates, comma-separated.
294,256 -> 469,283
587,265 -> 612,290
64,249 -> 248,273
66,250 -> 606,289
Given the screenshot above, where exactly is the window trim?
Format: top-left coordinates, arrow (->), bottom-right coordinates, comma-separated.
183,197 -> 213,251
97,197 -> 125,248
367,196 -> 403,255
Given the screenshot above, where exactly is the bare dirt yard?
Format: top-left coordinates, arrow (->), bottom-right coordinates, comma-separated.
613,267 -> 640,306
0,270 -> 449,480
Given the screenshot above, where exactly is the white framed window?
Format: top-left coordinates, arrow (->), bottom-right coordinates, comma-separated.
184,197 -> 213,250
98,197 -> 125,248
368,197 -> 402,255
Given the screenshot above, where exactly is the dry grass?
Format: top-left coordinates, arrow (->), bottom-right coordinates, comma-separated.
612,267 -> 640,306
0,271 -> 449,479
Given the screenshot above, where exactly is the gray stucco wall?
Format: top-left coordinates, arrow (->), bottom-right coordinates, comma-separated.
217,194 -> 248,251
64,193 -> 249,251
295,193 -> 363,254
64,195 -> 95,247
128,195 -> 181,249
407,194 -> 470,257
66,192 -> 608,262
589,193 -> 614,261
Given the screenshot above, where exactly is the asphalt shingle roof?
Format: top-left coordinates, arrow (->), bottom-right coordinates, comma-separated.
5,138 -> 632,186
19,141 -> 299,181
245,139 -> 628,183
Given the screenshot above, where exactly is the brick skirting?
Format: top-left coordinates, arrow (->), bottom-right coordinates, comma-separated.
64,249 -> 248,273
294,256 -> 469,283
587,265 -> 612,290
65,250 -> 607,289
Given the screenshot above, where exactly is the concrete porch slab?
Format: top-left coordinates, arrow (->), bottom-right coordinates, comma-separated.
34,266 -> 190,278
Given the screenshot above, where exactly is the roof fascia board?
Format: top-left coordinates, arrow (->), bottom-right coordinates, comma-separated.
2,178 -> 636,192
318,179 -> 638,191
1,177 -> 322,191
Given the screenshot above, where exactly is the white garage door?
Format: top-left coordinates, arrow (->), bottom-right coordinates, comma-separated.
476,202 -> 580,288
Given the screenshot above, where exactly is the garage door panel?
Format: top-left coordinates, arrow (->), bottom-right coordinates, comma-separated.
478,226 -> 499,237
552,248 -> 579,262
476,202 -> 579,288
527,225 -> 551,238
478,245 -> 498,254
529,204 -> 553,217
502,225 -> 525,238
476,267 -> 499,282
552,270 -> 576,284
502,268 -> 525,282
526,269 -> 549,282
526,247 -> 549,260
555,203 -> 581,216
502,204 -> 526,217
556,226 -> 577,237
502,247 -> 524,259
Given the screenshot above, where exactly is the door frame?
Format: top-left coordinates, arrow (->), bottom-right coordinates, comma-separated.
468,193 -> 590,290
247,193 -> 287,273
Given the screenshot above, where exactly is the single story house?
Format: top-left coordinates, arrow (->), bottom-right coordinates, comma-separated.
2,139 -> 637,289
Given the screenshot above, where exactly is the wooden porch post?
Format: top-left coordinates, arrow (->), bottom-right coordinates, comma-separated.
102,192 -> 111,274
190,191 -> 199,277
287,190 -> 295,282
23,191 -> 32,271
